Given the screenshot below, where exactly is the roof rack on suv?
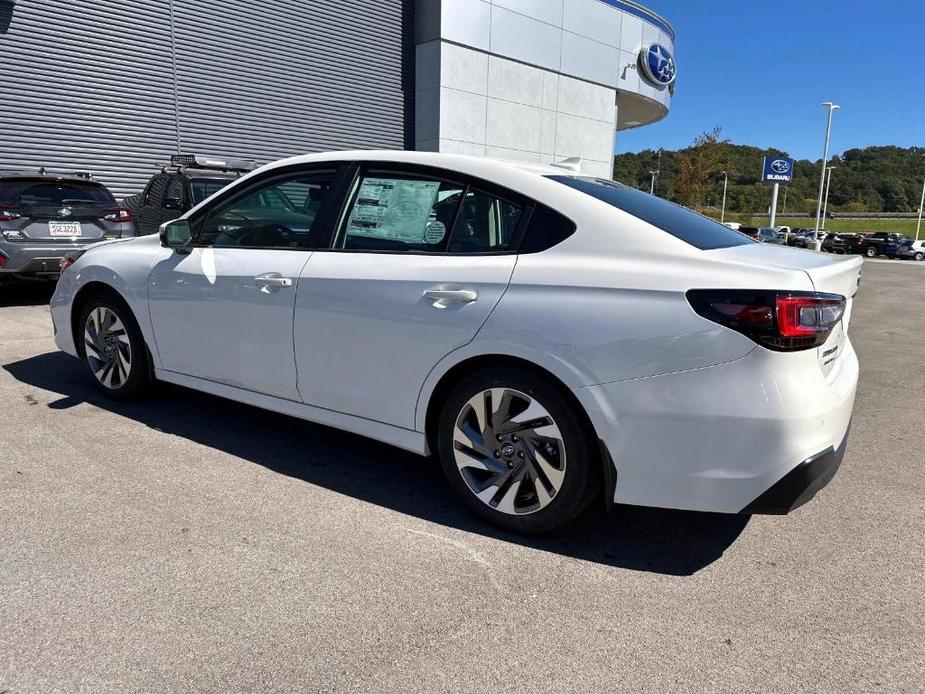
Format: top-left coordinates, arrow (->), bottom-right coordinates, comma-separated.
0,167 -> 94,180
166,154 -> 257,173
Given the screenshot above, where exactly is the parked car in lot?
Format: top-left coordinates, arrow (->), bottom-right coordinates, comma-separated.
889,239 -> 924,261
786,228 -> 812,247
721,222 -> 741,231
860,231 -> 905,258
740,227 -> 784,244
821,232 -> 865,254
1,169 -> 135,281
123,154 -> 256,236
51,151 -> 861,534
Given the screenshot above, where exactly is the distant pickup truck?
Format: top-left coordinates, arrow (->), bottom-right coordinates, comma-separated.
860,232 -> 906,258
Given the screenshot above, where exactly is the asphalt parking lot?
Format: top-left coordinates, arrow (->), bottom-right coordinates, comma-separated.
1,262 -> 923,693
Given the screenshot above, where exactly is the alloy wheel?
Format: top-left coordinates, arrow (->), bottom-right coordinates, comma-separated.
84,306 -> 132,389
452,388 -> 566,515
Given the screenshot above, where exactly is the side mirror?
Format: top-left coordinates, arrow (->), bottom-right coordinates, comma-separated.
159,219 -> 192,249
164,196 -> 183,210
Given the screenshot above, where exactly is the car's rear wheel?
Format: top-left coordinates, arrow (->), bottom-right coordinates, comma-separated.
78,294 -> 150,399
865,246 -> 878,258
437,367 -> 599,534
914,252 -> 924,262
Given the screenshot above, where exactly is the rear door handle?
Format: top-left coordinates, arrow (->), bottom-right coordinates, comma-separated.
423,287 -> 478,307
255,273 -> 293,291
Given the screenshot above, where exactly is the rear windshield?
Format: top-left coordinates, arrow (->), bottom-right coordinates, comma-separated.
0,179 -> 114,207
548,175 -> 753,250
190,178 -> 233,204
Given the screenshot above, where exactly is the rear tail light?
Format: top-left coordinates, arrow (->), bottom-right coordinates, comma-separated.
0,207 -> 21,222
59,250 -> 86,273
0,254 -> 6,269
104,208 -> 134,223
687,289 -> 846,352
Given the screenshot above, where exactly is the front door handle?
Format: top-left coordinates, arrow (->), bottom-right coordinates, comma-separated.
255,273 -> 293,291
423,287 -> 478,308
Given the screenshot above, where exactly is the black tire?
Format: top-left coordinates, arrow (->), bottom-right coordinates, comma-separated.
77,292 -> 151,400
865,246 -> 878,258
436,366 -> 600,534
914,252 -> 924,262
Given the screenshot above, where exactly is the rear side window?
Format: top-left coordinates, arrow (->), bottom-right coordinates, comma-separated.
335,173 -> 524,254
0,180 -> 114,207
548,175 -> 753,250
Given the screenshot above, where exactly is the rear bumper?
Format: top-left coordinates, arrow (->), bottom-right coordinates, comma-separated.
574,339 -> 858,514
0,242 -> 89,274
740,426 -> 849,514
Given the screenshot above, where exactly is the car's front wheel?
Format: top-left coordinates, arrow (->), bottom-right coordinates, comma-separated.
437,367 -> 599,534
914,252 -> 924,262
78,293 -> 150,399
865,246 -> 878,258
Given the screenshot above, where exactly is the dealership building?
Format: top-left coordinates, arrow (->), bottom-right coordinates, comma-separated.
0,0 -> 676,196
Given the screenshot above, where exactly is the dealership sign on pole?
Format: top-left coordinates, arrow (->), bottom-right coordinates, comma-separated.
762,157 -> 794,183
762,156 -> 794,230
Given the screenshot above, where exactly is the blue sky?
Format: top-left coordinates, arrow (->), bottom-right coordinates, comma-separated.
616,0 -> 925,160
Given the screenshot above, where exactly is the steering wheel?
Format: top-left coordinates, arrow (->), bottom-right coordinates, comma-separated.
232,222 -> 297,247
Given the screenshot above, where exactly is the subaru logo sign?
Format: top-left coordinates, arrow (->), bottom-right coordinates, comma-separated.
57,207 -> 72,218
640,43 -> 676,87
770,159 -> 791,174
762,156 -> 795,183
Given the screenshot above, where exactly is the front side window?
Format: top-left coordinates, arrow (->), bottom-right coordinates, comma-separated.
548,175 -> 753,251
336,172 -> 523,253
197,170 -> 336,249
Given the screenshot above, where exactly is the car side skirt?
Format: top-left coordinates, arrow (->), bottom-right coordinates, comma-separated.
155,369 -> 429,456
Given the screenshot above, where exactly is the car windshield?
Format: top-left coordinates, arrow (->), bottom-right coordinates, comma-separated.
547,175 -> 753,250
190,178 -> 233,204
0,179 -> 114,207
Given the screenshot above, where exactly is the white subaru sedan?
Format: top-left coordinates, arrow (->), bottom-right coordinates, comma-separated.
50,151 -> 861,534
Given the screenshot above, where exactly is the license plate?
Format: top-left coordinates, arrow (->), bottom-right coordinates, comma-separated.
49,221 -> 81,237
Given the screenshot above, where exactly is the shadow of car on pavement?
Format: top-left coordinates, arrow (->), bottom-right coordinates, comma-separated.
0,280 -> 56,307
4,351 -> 750,576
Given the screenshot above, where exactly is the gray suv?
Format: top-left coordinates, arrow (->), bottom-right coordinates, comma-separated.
0,169 -> 136,280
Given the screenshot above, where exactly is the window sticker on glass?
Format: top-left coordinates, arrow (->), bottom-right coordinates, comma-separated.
424,220 -> 446,245
346,178 -> 441,243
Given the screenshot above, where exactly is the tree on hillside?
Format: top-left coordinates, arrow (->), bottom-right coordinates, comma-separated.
672,127 -> 730,207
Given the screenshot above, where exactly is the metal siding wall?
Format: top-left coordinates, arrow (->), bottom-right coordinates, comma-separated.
172,0 -> 407,161
0,0 -> 177,198
0,0 -> 408,197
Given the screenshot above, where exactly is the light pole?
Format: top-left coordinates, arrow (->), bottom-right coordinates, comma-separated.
821,166 -> 836,224
813,102 -> 840,250
916,176 -> 924,242
649,170 -> 658,195
720,171 -> 729,223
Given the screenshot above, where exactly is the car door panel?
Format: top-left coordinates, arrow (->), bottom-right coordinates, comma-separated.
294,252 -> 516,429
148,247 -> 311,400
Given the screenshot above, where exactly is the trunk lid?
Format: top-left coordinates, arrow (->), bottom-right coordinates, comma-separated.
709,244 -> 863,378
710,243 -> 862,302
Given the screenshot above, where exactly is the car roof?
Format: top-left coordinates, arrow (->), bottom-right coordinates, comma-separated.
258,149 -> 577,181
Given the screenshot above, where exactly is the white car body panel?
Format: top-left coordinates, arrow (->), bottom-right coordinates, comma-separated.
50,150 -> 863,514
148,246 -> 313,400
294,251 -> 516,429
